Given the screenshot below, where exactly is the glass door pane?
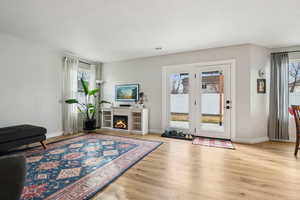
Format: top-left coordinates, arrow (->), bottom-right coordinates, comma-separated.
199,70 -> 224,132
169,72 -> 190,129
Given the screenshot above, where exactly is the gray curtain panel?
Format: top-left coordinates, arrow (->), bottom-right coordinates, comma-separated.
268,53 -> 289,140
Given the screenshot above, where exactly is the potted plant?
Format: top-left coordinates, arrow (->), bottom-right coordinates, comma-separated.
65,78 -> 110,131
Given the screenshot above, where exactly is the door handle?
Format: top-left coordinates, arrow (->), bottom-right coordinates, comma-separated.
225,106 -> 231,109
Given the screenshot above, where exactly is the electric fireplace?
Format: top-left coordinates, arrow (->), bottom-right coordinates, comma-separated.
113,115 -> 128,130
101,107 -> 148,134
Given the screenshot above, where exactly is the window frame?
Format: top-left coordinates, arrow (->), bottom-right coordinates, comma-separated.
77,66 -> 91,105
288,59 -> 300,118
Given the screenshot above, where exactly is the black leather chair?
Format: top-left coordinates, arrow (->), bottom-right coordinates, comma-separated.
0,154 -> 26,200
0,125 -> 47,152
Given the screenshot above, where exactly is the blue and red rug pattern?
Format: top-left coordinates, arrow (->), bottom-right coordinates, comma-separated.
20,134 -> 162,200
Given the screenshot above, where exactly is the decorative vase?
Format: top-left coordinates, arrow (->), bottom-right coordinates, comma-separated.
84,119 -> 96,131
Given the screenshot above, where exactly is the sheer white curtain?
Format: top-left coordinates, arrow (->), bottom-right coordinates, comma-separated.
89,64 -> 97,121
89,64 -> 96,92
63,57 -> 79,135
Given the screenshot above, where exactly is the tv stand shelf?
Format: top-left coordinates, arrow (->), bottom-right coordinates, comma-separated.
101,107 -> 149,135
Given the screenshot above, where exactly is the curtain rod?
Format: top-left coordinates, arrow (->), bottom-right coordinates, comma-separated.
63,52 -> 101,65
79,60 -> 91,65
64,55 -> 100,65
271,50 -> 300,54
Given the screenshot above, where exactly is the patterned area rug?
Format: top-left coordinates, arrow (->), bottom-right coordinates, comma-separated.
192,137 -> 235,149
20,134 -> 162,200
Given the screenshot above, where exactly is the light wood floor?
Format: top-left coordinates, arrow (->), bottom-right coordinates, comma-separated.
48,131 -> 300,200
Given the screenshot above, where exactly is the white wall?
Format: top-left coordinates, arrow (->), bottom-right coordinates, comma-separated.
0,33 -> 63,137
102,44 -> 270,142
249,45 -> 271,141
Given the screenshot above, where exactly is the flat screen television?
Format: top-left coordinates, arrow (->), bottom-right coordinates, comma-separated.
115,84 -> 139,102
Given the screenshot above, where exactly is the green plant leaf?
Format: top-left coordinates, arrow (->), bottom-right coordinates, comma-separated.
87,107 -> 95,119
88,88 -> 100,96
65,99 -> 78,104
80,78 -> 89,95
100,100 -> 111,104
88,108 -> 95,113
87,103 -> 94,108
77,107 -> 84,113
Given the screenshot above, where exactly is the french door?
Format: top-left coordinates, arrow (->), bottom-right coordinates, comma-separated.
163,62 -> 233,139
194,65 -> 231,139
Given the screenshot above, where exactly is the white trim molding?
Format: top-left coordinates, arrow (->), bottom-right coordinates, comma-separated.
46,131 -> 63,139
149,129 -> 163,134
270,138 -> 296,143
232,137 -> 269,144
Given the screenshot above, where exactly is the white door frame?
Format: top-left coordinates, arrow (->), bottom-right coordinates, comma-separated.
162,59 -> 236,140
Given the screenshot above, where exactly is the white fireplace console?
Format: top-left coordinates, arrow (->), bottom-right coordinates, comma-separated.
101,107 -> 149,135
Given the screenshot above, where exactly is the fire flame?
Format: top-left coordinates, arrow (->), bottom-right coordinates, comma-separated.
115,120 -> 127,129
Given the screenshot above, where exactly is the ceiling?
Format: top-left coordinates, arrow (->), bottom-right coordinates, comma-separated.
0,0 -> 299,62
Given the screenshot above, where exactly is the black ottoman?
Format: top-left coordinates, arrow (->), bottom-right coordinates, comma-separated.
0,125 -> 47,152
0,154 -> 26,200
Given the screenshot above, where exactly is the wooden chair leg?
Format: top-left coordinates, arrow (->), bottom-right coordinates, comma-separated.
295,136 -> 299,156
40,141 -> 47,150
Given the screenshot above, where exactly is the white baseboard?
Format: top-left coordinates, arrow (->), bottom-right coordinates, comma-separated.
46,131 -> 63,139
270,138 -> 296,143
149,129 -> 163,134
232,136 -> 269,144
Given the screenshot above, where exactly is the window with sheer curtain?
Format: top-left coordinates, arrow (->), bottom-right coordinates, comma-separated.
78,62 -> 91,105
77,61 -> 97,130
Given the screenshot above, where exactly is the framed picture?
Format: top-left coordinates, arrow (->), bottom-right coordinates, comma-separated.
257,79 -> 266,93
115,84 -> 139,102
